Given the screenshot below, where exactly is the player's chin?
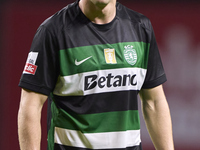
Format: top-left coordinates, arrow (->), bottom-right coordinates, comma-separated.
91,0 -> 112,6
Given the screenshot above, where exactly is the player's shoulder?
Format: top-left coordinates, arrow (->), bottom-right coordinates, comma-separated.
39,1 -> 78,31
117,2 -> 152,31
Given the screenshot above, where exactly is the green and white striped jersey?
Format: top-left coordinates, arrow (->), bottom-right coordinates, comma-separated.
19,0 -> 166,149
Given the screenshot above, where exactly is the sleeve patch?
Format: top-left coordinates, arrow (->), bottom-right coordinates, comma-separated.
23,52 -> 38,75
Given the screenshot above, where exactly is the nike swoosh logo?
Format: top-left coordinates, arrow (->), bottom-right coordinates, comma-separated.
75,56 -> 92,66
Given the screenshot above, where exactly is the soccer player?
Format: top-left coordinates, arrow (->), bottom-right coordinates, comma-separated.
18,0 -> 174,150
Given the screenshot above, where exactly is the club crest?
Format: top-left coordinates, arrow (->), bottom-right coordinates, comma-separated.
124,45 -> 137,66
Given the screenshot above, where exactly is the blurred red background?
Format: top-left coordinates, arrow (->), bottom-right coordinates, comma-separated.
0,0 -> 200,149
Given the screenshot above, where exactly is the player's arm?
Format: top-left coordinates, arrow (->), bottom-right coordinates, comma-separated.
139,85 -> 174,150
18,88 -> 47,150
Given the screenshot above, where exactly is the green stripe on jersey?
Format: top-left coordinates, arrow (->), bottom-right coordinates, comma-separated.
59,42 -> 149,76
52,105 -> 140,133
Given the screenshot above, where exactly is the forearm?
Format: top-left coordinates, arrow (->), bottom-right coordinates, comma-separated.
142,97 -> 174,150
18,103 -> 42,150
18,89 -> 47,150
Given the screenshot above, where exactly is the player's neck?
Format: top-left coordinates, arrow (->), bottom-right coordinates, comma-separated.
79,0 -> 116,24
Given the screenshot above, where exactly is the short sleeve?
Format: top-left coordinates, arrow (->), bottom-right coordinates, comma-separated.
18,25 -> 59,96
142,21 -> 167,89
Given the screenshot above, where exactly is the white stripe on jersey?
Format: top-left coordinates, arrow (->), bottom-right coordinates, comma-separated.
53,68 -> 147,96
54,127 -> 141,149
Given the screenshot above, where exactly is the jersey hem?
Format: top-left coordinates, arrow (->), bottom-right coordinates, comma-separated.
54,142 -> 143,150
